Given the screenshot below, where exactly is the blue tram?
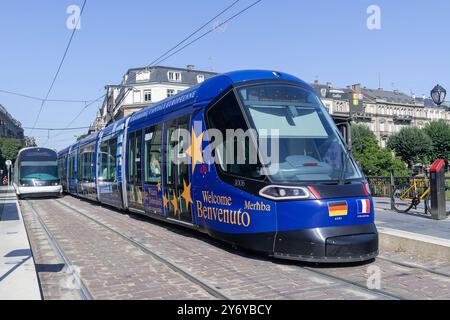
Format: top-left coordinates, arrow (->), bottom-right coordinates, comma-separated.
58,70 -> 378,262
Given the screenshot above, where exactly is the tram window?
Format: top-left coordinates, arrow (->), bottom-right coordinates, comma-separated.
79,148 -> 94,182
135,130 -> 142,185
144,124 -> 162,184
99,138 -> 117,182
68,155 -> 75,179
128,132 -> 136,182
165,115 -> 191,221
206,91 -> 262,179
127,130 -> 143,184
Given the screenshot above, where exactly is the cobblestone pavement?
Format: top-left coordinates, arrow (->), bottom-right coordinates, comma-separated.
21,196 -> 450,300
21,199 -> 214,300
21,201 -> 80,300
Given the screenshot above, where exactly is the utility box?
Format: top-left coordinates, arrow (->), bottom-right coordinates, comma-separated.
429,159 -> 447,220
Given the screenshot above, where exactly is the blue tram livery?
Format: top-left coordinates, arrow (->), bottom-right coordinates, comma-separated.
58,70 -> 378,262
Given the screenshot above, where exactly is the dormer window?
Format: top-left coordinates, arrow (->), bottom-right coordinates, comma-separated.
168,71 -> 182,82
197,74 -> 205,83
136,70 -> 150,82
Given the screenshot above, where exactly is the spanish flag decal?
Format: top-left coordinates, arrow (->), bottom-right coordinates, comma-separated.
328,201 -> 348,217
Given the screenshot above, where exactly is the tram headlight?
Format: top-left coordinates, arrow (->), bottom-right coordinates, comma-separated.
259,185 -> 312,201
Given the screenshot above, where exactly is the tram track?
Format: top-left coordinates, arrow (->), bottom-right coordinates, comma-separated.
377,255 -> 450,279
47,195 -> 450,300
26,200 -> 93,300
55,197 -> 412,300
53,198 -> 231,300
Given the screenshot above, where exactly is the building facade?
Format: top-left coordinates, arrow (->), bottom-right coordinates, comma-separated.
92,66 -> 450,148
94,65 -> 217,130
0,104 -> 24,139
312,82 -> 450,147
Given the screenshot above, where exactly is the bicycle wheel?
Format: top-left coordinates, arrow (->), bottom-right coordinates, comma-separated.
391,186 -> 415,213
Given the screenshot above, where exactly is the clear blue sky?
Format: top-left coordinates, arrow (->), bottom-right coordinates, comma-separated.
0,0 -> 449,150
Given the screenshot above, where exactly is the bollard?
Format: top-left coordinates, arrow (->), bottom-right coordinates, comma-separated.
390,171 -> 395,211
429,159 -> 446,220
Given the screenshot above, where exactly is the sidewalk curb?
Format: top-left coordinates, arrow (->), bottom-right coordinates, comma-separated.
378,227 -> 450,260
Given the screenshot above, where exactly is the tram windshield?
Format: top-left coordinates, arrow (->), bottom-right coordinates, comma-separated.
19,149 -> 59,183
236,84 -> 362,183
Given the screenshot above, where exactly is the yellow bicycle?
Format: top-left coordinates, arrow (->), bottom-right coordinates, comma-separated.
391,175 -> 431,214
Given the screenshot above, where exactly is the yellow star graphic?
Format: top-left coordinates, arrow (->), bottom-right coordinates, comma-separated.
163,192 -> 169,208
171,191 -> 179,216
181,179 -> 193,207
186,127 -> 204,174
156,181 -> 161,192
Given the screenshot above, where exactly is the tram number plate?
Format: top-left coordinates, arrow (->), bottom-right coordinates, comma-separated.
234,179 -> 246,187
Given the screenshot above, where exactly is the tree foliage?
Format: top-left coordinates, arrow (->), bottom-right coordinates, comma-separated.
77,133 -> 90,141
0,138 -> 23,169
352,124 -> 409,176
387,127 -> 433,167
423,120 -> 450,162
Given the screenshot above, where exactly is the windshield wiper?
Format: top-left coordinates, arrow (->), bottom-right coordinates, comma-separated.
338,146 -> 352,185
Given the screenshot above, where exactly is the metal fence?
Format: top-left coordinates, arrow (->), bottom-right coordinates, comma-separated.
366,176 -> 450,201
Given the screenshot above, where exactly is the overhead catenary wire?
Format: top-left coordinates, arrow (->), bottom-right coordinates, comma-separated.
32,0 -> 263,148
23,126 -> 91,131
0,89 -> 98,104
150,0 -> 263,67
30,0 -> 88,133
147,0 -> 241,67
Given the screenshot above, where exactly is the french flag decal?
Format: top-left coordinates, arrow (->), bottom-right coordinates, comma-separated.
357,199 -> 371,214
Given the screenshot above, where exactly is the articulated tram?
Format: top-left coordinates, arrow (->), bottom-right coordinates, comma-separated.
14,147 -> 62,198
58,70 -> 378,262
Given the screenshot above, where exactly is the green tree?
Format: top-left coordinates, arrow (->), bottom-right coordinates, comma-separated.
351,124 -> 409,176
351,124 -> 376,154
77,133 -> 90,141
387,127 -> 432,167
0,138 -> 23,169
423,120 -> 450,162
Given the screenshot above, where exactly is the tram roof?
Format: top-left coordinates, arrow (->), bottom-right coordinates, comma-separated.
128,69 -> 310,127
58,70 -> 310,154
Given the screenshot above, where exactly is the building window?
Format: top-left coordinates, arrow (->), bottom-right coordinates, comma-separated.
168,71 -> 182,82
197,74 -> 205,83
167,89 -> 176,98
136,70 -> 150,82
133,90 -> 141,103
144,90 -> 152,102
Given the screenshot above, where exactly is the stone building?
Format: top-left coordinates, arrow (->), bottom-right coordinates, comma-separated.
0,104 -> 24,139
312,82 -> 450,147
94,65 -> 217,130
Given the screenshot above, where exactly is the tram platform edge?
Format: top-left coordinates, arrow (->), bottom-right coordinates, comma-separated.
0,186 -> 41,300
374,197 -> 450,261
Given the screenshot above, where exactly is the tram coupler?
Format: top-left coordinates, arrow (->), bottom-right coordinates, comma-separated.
429,159 -> 447,220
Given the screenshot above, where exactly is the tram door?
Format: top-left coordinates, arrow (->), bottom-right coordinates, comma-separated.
127,130 -> 144,211
164,115 -> 192,223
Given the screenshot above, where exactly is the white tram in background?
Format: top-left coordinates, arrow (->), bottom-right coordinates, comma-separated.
13,147 -> 62,199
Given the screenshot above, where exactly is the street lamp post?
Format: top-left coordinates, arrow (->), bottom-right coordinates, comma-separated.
431,84 -> 447,106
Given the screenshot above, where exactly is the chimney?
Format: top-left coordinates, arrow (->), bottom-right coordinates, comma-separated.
187,65 -> 195,71
352,83 -> 361,92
